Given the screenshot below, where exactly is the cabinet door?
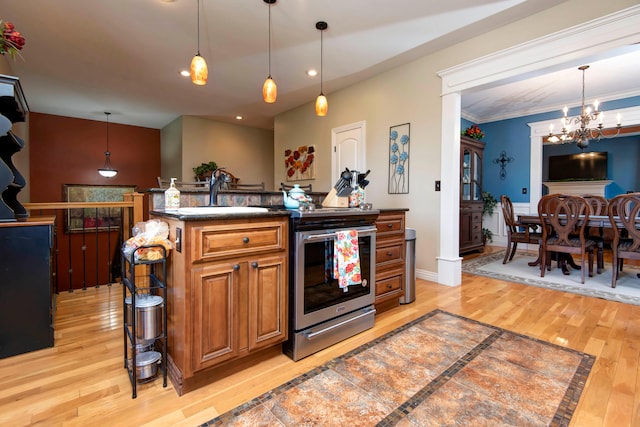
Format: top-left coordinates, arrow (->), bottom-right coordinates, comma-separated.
191,261 -> 240,371
248,253 -> 287,351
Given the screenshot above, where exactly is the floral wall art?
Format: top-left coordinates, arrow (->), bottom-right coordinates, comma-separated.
388,123 -> 410,194
284,145 -> 316,181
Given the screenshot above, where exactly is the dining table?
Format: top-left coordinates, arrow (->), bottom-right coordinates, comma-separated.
516,214 -> 618,275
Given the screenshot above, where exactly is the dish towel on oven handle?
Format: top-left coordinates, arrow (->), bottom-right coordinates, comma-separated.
333,229 -> 362,291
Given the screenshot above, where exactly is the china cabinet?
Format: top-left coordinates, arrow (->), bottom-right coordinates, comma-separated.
459,136 -> 485,254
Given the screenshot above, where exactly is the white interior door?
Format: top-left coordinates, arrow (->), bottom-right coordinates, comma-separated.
331,121 -> 366,181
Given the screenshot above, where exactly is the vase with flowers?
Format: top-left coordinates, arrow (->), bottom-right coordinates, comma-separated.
463,124 -> 485,140
0,20 -> 26,59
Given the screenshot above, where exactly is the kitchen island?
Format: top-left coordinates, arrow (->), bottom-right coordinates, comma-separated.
150,208 -> 290,395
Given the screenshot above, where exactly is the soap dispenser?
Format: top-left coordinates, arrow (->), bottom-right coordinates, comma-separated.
164,178 -> 180,210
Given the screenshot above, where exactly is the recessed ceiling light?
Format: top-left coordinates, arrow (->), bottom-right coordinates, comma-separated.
235,115 -> 244,120
306,69 -> 318,77
180,70 -> 190,77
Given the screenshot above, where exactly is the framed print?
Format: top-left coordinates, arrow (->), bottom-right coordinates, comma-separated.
63,184 -> 136,233
284,145 -> 316,181
388,123 -> 410,194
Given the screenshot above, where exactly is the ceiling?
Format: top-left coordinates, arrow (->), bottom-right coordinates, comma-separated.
2,0 -> 639,130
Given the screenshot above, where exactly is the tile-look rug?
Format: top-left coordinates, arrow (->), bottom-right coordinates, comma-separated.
201,310 -> 594,427
463,251 -> 640,306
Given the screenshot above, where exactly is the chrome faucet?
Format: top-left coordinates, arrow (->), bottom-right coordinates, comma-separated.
209,168 -> 230,206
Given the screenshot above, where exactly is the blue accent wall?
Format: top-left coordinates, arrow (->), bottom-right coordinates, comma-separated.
465,96 -> 640,203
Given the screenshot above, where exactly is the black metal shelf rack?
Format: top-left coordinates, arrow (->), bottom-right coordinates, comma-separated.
121,244 -> 168,399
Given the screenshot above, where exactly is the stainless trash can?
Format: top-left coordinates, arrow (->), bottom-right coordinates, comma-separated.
400,228 -> 416,304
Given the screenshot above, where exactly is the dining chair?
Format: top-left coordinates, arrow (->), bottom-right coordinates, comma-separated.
500,195 -> 542,264
227,182 -> 266,191
156,177 -> 209,189
537,194 -> 595,283
582,194 -> 609,274
607,193 -> 640,288
281,182 -> 313,192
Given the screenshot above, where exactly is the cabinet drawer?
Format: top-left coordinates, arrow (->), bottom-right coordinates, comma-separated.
375,274 -> 403,297
375,242 -> 404,266
191,220 -> 285,262
375,214 -> 405,237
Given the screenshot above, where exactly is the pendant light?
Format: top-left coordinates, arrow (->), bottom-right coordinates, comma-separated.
262,0 -> 277,103
315,21 -> 328,116
190,0 -> 208,85
98,112 -> 118,178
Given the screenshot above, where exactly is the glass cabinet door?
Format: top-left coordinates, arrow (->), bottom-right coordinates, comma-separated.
462,149 -> 471,201
472,151 -> 481,201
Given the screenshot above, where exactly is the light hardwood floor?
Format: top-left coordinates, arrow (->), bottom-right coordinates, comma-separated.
1,256 -> 639,426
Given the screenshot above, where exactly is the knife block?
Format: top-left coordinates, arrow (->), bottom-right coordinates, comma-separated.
321,188 -> 349,207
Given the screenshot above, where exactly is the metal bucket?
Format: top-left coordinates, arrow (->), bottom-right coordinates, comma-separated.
125,295 -> 163,340
127,338 -> 155,370
134,351 -> 161,382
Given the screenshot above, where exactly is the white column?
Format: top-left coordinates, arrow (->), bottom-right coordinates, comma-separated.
437,92 -> 462,286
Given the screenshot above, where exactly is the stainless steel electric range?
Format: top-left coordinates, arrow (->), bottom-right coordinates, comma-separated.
282,206 -> 379,361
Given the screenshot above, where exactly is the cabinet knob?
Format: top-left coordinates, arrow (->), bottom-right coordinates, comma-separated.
251,262 -> 259,268
387,283 -> 393,289
243,237 -> 250,244
387,251 -> 393,257
387,223 -> 393,228
233,264 -> 240,271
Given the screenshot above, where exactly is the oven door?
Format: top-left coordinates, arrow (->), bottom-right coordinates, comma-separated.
293,225 -> 376,331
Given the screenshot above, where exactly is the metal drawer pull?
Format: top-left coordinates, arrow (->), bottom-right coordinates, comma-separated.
251,262 -> 259,268
387,251 -> 393,256
233,264 -> 240,271
243,237 -> 250,243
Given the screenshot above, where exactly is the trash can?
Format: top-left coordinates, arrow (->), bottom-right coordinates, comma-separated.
400,228 -> 416,304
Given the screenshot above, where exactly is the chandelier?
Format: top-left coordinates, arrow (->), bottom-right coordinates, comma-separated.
547,65 -> 622,151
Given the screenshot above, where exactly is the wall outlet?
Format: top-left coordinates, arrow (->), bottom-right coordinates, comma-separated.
435,180 -> 441,191
522,187 -> 527,194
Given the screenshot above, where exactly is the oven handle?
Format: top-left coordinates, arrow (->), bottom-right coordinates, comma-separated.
303,226 -> 377,242
303,308 -> 377,340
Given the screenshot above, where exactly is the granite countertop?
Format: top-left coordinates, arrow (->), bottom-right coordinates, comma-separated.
150,208 -> 291,221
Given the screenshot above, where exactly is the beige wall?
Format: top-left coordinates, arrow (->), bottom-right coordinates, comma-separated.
180,116 -> 274,188
274,0 -> 638,275
160,116 -> 182,181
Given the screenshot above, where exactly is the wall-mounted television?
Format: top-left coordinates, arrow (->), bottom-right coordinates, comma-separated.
548,152 -> 608,181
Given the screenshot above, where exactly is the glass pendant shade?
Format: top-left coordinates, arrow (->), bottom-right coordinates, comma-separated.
315,93 -> 328,116
191,54 -> 208,85
263,76 -> 277,103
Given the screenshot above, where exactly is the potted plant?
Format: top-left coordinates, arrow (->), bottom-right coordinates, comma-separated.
193,161 -> 218,181
482,191 -> 498,216
482,227 -> 493,245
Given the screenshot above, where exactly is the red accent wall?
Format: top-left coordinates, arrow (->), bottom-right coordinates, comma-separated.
28,113 -> 161,291
29,112 -> 160,200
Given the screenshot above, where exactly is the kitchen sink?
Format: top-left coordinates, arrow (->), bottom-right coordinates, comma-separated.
175,206 -> 269,215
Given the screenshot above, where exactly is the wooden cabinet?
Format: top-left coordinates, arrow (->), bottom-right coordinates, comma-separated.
156,215 -> 288,395
460,136 -> 485,254
374,210 -> 406,310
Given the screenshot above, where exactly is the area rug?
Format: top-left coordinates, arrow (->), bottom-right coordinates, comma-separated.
463,251 -> 640,306
201,309 -> 594,426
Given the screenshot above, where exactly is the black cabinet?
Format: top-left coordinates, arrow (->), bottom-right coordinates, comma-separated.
0,220 -> 54,359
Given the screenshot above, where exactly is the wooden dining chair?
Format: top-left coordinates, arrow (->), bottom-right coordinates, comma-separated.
537,194 -> 595,283
227,182 -> 265,191
582,194 -> 609,274
156,177 -> 209,189
607,193 -> 640,288
500,195 -> 542,264
281,182 -> 313,192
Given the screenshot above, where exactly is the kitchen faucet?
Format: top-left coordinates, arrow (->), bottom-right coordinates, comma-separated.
209,168 -> 230,206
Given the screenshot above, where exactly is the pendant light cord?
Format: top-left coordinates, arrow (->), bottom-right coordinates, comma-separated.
105,112 -> 111,152
197,0 -> 201,55
320,27 -> 324,94
268,2 -> 272,77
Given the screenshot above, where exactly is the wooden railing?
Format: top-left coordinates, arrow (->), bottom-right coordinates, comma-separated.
23,192 -> 145,293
